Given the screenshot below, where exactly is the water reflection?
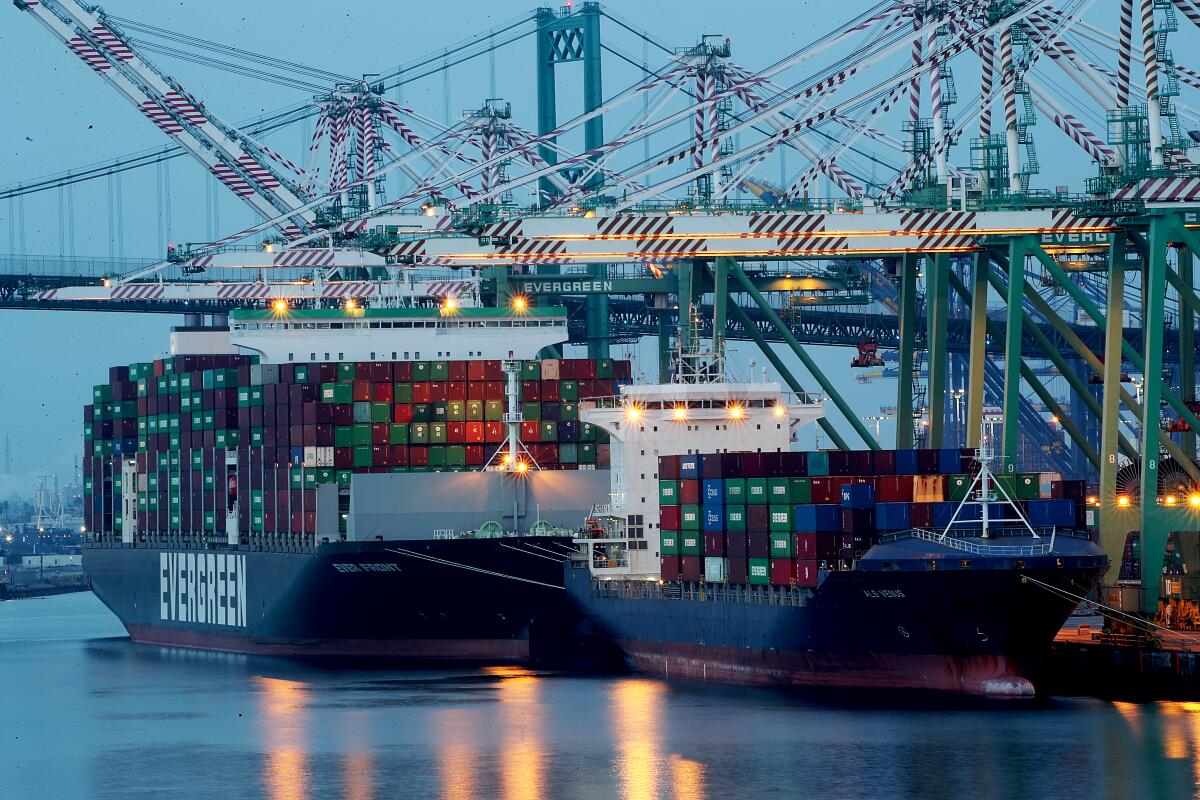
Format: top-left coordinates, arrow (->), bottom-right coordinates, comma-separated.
437,707 -> 478,800
256,676 -> 310,800
488,666 -> 545,800
668,754 -> 706,800
610,678 -> 667,800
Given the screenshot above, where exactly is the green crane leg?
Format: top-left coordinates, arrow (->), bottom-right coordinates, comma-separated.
677,261 -> 693,358
1140,216 -> 1170,611
1099,235 -> 1127,582
1179,247 -> 1196,460
949,271 -> 1101,469
1002,237 -> 1029,465
657,309 -> 672,383
1032,232 -> 1200,434
897,253 -> 919,449
727,300 -> 849,450
926,253 -> 950,448
966,251 -> 990,448
732,264 -> 879,450
713,257 -> 730,372
586,263 -> 610,358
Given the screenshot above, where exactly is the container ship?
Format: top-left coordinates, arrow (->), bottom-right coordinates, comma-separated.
567,382 -> 1109,696
82,304 -> 628,662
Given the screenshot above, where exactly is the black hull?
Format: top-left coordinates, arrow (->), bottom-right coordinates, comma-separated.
84,537 -> 601,665
566,536 -> 1108,696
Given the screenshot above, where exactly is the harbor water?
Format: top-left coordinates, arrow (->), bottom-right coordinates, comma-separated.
4,592 -> 1200,799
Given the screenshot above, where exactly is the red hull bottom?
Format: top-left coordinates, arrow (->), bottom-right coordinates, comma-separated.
126,624 -> 529,662
620,640 -> 1035,697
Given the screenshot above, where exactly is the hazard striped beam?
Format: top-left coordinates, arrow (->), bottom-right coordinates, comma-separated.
184,249 -> 387,270
26,278 -> 479,305
1112,177 -> 1200,204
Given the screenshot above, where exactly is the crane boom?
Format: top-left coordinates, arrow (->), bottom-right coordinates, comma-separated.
15,0 -> 316,236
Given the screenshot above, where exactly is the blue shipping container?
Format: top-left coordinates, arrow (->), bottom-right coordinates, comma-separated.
932,501 -> 982,529
875,502 -> 910,531
895,449 -> 919,475
1025,499 -> 1075,527
703,479 -> 724,504
703,506 -> 725,531
679,455 -> 700,480
938,448 -> 962,474
840,483 -> 875,509
793,503 -> 841,532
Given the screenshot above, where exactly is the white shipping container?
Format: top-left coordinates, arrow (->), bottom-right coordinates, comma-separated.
316,447 -> 334,467
303,446 -> 318,466
704,556 -> 727,583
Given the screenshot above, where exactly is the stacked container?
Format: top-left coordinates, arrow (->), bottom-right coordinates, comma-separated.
84,355 -> 631,548
658,448 -> 1087,588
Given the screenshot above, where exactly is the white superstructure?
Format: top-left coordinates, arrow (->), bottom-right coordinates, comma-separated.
580,381 -> 824,577
225,307 -> 568,364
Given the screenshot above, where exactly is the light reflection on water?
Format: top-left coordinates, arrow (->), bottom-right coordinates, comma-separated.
15,595 -> 1200,798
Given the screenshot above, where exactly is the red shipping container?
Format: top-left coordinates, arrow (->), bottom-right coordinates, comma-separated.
447,382 -> 467,402
485,382 -> 505,401
333,405 -> 353,425
574,359 -> 596,379
680,556 -> 702,582
467,382 -> 488,401
747,531 -> 770,557
467,361 -> 487,382
795,532 -> 817,559
703,532 -> 726,556
392,362 -> 412,381
465,445 -> 485,465
877,475 -> 914,503
725,532 -> 748,557
390,445 -> 409,466
485,422 -> 505,443
409,446 -> 429,466
412,383 -> 432,404
520,381 -> 541,401
541,381 -> 561,402
659,455 -> 680,480
910,502 -> 934,528
679,479 -> 701,505
660,555 -> 682,582
746,505 -> 770,532
660,505 -> 681,530
372,423 -> 389,445
809,477 -> 839,504
725,556 -> 749,585
537,444 -> 558,465
520,420 -> 541,442
352,380 -> 371,402
793,559 -> 819,587
429,382 -> 448,402
447,361 -> 468,381
465,422 -> 485,443
770,558 -> 794,586
393,404 -> 413,424
373,382 -> 394,403
334,448 -> 353,469
446,422 -> 466,443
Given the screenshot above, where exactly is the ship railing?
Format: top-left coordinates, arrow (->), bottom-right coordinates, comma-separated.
580,391 -> 825,411
594,578 -> 810,607
896,527 -> 1058,556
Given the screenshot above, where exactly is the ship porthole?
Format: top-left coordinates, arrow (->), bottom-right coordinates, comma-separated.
897,625 -> 910,639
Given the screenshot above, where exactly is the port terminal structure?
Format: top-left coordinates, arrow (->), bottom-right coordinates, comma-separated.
8,0 -> 1200,615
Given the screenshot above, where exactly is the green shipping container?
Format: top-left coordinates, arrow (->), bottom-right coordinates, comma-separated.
394,383 -> 413,404
767,477 -> 791,502
445,446 -> 466,467
724,506 -> 747,531
353,424 -> 372,446
430,361 -> 449,380
748,558 -> 770,585
660,531 -> 680,556
322,382 -> 352,404
724,478 -> 746,504
335,426 -> 354,448
559,443 -> 578,463
680,505 -> 701,530
353,446 -> 373,468
412,361 -> 430,380
389,424 -> 410,444
679,533 -> 702,556
770,532 -> 795,557
540,421 -> 558,441
522,402 -> 541,421
521,361 -> 540,380
769,505 -> 793,532
338,362 -> 356,381
807,451 -> 830,476
371,402 -> 391,423
485,401 -> 505,421
789,477 -> 812,504
946,475 -> 971,501
578,443 -> 597,464
560,381 -> 579,402
746,478 -> 768,505
337,470 -> 354,488
659,480 -> 680,505
1013,473 -> 1039,500
411,404 -> 432,423
430,423 -> 447,444
290,471 -> 303,489
427,447 -> 446,467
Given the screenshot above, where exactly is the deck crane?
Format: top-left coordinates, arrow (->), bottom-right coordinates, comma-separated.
14,0 -> 317,237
